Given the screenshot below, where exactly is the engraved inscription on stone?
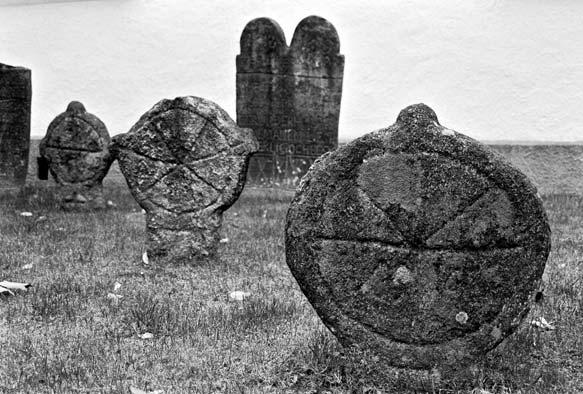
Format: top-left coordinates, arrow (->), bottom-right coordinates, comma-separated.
236,15 -> 344,184
0,63 -> 31,190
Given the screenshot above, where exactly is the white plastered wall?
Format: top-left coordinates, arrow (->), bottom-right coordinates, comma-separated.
0,0 -> 582,142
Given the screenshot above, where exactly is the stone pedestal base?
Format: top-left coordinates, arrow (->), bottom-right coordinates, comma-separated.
145,210 -> 221,265
58,184 -> 106,211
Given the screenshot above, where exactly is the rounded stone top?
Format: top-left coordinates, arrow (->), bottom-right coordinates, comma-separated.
239,17 -> 287,55
237,15 -> 344,78
66,101 -> 86,114
41,101 -> 110,153
290,15 -> 341,55
111,96 -> 259,213
39,101 -> 112,185
396,103 -> 439,129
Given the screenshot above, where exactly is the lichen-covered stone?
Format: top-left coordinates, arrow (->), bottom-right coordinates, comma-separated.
40,101 -> 113,209
285,104 -> 551,372
112,96 -> 258,265
0,63 -> 31,191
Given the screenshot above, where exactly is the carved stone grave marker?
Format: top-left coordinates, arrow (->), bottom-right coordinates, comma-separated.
236,15 -> 344,184
0,63 -> 31,191
40,101 -> 113,210
112,96 -> 258,265
285,104 -> 551,373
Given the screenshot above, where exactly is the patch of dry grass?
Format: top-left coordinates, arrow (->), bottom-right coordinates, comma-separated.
1,182 -> 582,393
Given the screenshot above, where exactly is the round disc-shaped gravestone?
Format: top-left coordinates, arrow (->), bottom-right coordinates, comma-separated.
40,101 -> 113,209
40,101 -> 112,186
285,104 -> 551,371
112,96 -> 258,264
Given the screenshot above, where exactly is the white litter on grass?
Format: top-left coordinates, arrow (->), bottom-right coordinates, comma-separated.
113,282 -> 122,291
107,293 -> 123,305
20,212 -> 33,217
0,286 -> 14,296
22,263 -> 33,270
141,209 -> 146,214
470,389 -> 494,394
229,291 -> 251,301
531,316 -> 556,331
130,386 -> 164,394
0,281 -> 31,291
455,311 -> 469,324
138,332 -> 154,340
142,252 -> 149,265
219,237 -> 229,243
36,216 -> 47,222
106,200 -> 116,207
74,193 -> 88,203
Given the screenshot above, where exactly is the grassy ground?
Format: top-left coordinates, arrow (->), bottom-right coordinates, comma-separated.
1,174 -> 583,392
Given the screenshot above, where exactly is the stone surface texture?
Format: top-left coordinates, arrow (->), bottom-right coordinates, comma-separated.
112,96 -> 258,264
0,63 -> 31,191
236,15 -> 344,184
40,101 -> 113,209
285,104 -> 551,371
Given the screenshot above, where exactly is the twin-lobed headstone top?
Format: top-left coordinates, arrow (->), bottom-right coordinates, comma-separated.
112,96 -> 258,265
40,101 -> 113,209
0,63 -> 32,191
237,16 -> 344,184
285,103 -> 551,372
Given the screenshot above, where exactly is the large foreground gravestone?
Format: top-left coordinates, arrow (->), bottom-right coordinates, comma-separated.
40,101 -> 113,209
286,104 -> 551,372
112,96 -> 258,264
237,16 -> 344,184
0,63 -> 31,191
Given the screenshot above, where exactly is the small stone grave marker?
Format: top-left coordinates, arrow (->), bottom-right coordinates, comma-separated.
40,101 -> 113,209
112,96 -> 258,265
285,103 -> 551,372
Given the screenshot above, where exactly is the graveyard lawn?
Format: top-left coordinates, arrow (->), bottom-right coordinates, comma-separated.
1,161 -> 583,393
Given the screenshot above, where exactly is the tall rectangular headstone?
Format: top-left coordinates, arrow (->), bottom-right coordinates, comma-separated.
0,63 -> 31,190
236,16 -> 344,184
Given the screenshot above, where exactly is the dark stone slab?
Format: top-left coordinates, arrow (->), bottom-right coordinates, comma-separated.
0,63 -> 31,191
236,15 -> 344,184
39,101 -> 113,210
112,96 -> 258,265
285,104 -> 551,373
